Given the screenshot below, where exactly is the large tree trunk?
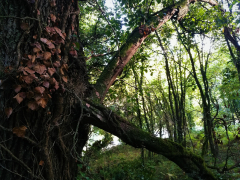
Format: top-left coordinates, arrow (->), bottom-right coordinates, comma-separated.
0,0 -> 218,179
0,1 -> 90,179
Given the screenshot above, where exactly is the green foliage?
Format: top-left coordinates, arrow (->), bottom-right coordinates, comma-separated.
83,145 -> 192,180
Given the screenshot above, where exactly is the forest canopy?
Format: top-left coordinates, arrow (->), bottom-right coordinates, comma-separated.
0,0 -> 240,179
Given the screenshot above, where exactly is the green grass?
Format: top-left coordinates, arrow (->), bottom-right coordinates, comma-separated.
77,144 -> 192,180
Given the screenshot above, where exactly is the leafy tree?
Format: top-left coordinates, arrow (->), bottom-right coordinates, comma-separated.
1,0 -> 238,179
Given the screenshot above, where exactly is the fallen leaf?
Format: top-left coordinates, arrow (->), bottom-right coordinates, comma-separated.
14,93 -> 24,104
5,107 -> 13,118
28,100 -> 38,110
34,86 -> 45,94
12,126 -> 27,137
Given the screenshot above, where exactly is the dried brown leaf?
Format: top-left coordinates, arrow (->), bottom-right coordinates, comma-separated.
39,160 -> 44,166
33,47 -> 40,53
34,86 -> 45,94
42,81 -> 50,88
62,76 -> 67,83
14,93 -> 24,104
5,107 -> 13,118
48,68 -> 56,76
33,35 -> 37,39
12,126 -> 27,137
33,42 -> 42,51
53,61 -> 61,68
37,98 -> 48,108
40,38 -> 55,49
50,14 -> 56,22
24,67 -> 35,74
54,27 -> 65,40
22,75 -> 36,84
43,52 -> 52,60
28,100 -> 38,110
14,85 -> 22,93
28,55 -> 32,60
20,23 -> 29,30
34,64 -> 47,75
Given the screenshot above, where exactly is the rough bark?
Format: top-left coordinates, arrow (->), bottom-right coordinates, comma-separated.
0,0 -> 89,179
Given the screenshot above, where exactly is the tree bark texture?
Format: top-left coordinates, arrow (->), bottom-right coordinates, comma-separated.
0,0 -> 89,179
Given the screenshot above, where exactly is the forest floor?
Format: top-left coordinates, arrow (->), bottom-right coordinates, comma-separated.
77,144 -> 240,180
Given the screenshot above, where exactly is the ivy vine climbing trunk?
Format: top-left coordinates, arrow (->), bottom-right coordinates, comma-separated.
0,0 -> 90,179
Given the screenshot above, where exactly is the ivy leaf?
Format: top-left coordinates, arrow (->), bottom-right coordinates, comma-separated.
14,93 -> 24,104
28,100 -> 38,110
5,107 -> 13,118
12,126 -> 27,137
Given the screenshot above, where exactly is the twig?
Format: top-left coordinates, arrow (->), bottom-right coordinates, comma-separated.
0,16 -> 39,21
0,144 -> 42,180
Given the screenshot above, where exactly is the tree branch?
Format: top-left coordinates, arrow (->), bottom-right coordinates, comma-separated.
93,0 -> 218,101
81,102 -> 216,180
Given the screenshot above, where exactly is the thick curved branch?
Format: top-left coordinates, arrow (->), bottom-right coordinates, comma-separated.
82,102 -> 216,180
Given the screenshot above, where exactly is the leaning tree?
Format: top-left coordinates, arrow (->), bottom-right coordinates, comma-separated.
0,0 -> 226,179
